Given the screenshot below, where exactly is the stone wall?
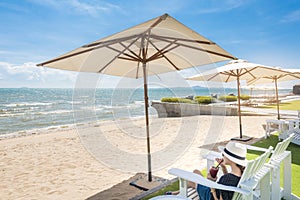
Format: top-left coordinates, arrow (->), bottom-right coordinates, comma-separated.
151,101 -> 238,118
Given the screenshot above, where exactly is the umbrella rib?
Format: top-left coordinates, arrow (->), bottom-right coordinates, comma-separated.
118,56 -> 140,62
177,43 -> 235,60
221,71 -> 237,77
240,68 -> 257,79
147,46 -> 179,62
202,71 -> 236,82
251,72 -> 300,84
37,48 -> 96,66
106,45 -> 140,61
150,34 -> 216,45
37,34 -> 143,67
280,73 -> 300,79
98,35 -> 142,73
146,39 -> 179,62
244,66 -> 300,82
149,13 -> 168,28
151,36 -> 236,60
225,75 -> 232,83
222,71 -> 237,83
119,42 -> 142,60
207,73 -> 220,81
82,34 -> 143,48
148,40 -> 180,70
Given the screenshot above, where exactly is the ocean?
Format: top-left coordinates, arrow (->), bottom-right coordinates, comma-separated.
0,87 -> 290,135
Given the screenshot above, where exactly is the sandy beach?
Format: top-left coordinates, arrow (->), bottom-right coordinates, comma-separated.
0,115 -> 271,200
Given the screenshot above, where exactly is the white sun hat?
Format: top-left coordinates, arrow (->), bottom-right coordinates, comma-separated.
218,142 -> 247,166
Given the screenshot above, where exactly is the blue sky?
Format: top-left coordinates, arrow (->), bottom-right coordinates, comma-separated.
0,0 -> 300,88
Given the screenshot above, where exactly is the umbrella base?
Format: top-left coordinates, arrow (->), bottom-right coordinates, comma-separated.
230,135 -> 253,142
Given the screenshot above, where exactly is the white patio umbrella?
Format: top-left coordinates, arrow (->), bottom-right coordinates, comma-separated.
242,85 -> 277,97
37,13 -> 236,181
241,85 -> 262,96
248,69 -> 300,119
187,59 -> 289,141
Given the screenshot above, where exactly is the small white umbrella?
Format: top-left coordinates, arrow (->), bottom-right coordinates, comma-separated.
37,13 -> 236,181
241,85 -> 265,96
248,69 -> 300,119
187,59 -> 288,140
242,85 -> 278,97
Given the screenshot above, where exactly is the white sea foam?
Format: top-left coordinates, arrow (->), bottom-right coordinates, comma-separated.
5,102 -> 53,107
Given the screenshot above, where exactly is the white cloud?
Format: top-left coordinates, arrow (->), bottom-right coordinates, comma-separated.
281,10 -> 300,23
0,62 -> 77,87
28,0 -> 122,17
0,50 -> 19,55
195,0 -> 248,14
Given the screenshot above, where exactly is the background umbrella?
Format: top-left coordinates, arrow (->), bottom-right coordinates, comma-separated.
242,85 -> 276,97
37,13 -> 236,181
187,59 -> 288,141
248,69 -> 300,119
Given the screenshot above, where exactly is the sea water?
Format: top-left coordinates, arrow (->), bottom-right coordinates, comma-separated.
0,87 -> 290,135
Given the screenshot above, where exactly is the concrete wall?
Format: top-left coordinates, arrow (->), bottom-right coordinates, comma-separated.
151,101 -> 238,118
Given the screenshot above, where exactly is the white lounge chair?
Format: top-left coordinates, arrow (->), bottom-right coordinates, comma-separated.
168,147 -> 273,200
281,119 -> 300,145
246,133 -> 295,200
265,118 -> 300,145
265,119 -> 288,138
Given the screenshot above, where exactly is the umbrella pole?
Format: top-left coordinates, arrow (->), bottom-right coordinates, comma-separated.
275,78 -> 280,120
143,63 -> 152,182
232,75 -> 253,141
231,75 -> 251,142
237,76 -> 243,138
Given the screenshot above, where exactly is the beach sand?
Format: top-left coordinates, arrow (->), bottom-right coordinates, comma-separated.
0,115 -> 271,200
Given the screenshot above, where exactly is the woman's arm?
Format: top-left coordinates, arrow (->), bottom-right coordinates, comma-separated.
208,173 -> 219,200
216,158 -> 228,174
211,188 -> 218,200
220,164 -> 228,174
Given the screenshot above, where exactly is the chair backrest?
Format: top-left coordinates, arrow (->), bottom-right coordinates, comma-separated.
288,120 -> 300,131
271,133 -> 294,160
238,146 -> 273,185
169,146 -> 274,200
232,146 -> 273,200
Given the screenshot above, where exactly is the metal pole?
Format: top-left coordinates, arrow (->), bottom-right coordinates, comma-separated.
237,76 -> 243,138
143,62 -> 152,182
275,78 -> 280,120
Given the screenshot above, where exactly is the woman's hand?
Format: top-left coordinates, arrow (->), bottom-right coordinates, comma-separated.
216,158 -> 225,167
207,172 -> 217,182
216,158 -> 228,174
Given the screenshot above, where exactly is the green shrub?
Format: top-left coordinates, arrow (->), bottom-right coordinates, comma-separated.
194,96 -> 214,104
161,97 -> 193,104
218,95 -> 237,102
240,94 -> 250,100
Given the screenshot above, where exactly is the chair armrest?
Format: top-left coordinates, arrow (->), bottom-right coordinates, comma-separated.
202,151 -> 223,171
202,151 -> 222,160
245,145 -> 269,152
168,168 -> 250,196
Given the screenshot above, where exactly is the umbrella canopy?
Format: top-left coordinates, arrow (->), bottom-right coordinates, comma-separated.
38,13 -> 235,77
248,69 -> 300,119
37,13 -> 236,181
242,85 -> 281,96
188,59 -> 286,83
187,59 -> 288,140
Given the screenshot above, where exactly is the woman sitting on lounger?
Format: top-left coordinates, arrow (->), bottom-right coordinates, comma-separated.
166,142 -> 246,200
